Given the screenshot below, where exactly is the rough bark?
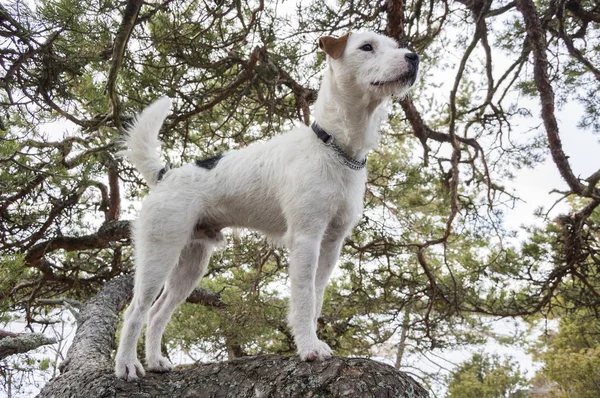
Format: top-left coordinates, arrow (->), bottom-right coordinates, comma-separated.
39,354 -> 429,398
0,330 -> 56,359
36,275 -> 429,398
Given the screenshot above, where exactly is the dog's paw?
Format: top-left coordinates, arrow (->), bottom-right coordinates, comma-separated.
146,356 -> 173,373
298,339 -> 333,361
115,358 -> 146,381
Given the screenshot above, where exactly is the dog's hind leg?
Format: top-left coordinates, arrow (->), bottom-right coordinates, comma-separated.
145,240 -> 213,372
115,204 -> 197,381
114,243 -> 184,381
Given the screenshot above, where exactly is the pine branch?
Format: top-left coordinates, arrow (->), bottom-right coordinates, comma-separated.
36,275 -> 429,398
0,330 -> 56,359
516,0 -> 586,196
106,0 -> 144,131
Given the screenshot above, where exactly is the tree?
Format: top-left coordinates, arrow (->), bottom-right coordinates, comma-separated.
446,352 -> 527,398
1,0 -> 599,395
525,202 -> 600,397
534,312 -> 600,398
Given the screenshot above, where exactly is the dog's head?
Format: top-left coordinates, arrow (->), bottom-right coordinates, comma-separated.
319,32 -> 419,101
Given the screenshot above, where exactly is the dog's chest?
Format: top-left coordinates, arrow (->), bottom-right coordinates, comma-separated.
322,168 -> 367,226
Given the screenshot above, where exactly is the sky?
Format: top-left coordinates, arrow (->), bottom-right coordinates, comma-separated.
505,101 -> 599,230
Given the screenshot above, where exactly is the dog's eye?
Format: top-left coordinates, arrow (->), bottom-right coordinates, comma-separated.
360,44 -> 373,52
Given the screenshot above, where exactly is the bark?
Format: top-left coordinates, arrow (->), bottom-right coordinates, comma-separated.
36,275 -> 429,398
0,330 -> 56,359
516,0 -> 584,195
106,0 -> 144,130
25,220 -> 132,268
39,354 -> 429,398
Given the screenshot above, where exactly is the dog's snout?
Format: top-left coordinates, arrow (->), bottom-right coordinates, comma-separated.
405,52 -> 420,65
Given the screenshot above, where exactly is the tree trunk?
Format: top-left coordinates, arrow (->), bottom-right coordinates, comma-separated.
36,276 -> 429,398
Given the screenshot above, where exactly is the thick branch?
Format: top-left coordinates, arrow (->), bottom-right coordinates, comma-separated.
58,275 -> 134,374
39,354 -> 429,398
385,0 -> 407,47
36,275 -> 429,398
24,220 -> 131,268
0,330 -> 56,359
186,287 -> 226,308
107,160 -> 120,221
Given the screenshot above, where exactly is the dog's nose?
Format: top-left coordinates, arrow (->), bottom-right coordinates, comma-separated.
405,52 -> 420,65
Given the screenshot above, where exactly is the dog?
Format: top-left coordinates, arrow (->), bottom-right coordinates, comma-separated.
115,31 -> 419,381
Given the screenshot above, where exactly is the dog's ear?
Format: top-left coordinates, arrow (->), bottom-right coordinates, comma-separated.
319,33 -> 351,60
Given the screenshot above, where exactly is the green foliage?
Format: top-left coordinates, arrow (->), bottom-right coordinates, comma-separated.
446,352 -> 527,398
0,254 -> 26,315
1,0 -> 600,395
164,239 -> 293,359
533,312 -> 600,398
39,358 -> 52,371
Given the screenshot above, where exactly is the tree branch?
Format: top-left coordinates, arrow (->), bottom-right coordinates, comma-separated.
0,330 -> 56,359
106,159 -> 120,221
57,275 -> 133,374
186,287 -> 226,308
170,46 -> 266,126
385,0 -> 407,47
106,0 -> 144,131
516,0 -> 586,196
36,275 -> 429,398
24,220 -> 131,268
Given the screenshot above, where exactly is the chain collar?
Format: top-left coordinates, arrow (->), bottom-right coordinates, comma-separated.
311,122 -> 367,170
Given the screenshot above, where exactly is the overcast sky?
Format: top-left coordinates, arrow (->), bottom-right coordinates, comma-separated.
505,100 -> 600,231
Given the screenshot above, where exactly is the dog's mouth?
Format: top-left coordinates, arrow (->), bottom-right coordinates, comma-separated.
371,70 -> 418,88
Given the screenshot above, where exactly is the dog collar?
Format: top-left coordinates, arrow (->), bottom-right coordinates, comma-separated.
311,122 -> 367,170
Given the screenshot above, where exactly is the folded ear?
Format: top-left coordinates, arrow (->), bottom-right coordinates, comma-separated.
318,32 -> 351,60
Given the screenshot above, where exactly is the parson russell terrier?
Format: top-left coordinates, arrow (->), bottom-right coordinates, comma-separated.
115,31 -> 419,381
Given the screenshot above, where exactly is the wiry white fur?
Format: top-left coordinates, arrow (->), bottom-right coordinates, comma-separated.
115,31 -> 419,381
121,96 -> 172,187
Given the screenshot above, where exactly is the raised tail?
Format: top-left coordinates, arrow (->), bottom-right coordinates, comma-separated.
122,97 -> 172,187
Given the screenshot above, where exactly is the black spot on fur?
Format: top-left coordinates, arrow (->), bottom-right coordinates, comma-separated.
195,154 -> 223,170
157,166 -> 170,182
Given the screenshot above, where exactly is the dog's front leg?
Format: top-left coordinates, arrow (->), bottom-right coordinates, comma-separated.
288,234 -> 333,361
314,233 -> 346,326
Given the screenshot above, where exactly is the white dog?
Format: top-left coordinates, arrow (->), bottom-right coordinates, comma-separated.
115,31 -> 419,381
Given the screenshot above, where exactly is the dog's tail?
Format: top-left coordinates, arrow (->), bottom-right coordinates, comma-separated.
121,97 -> 172,187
